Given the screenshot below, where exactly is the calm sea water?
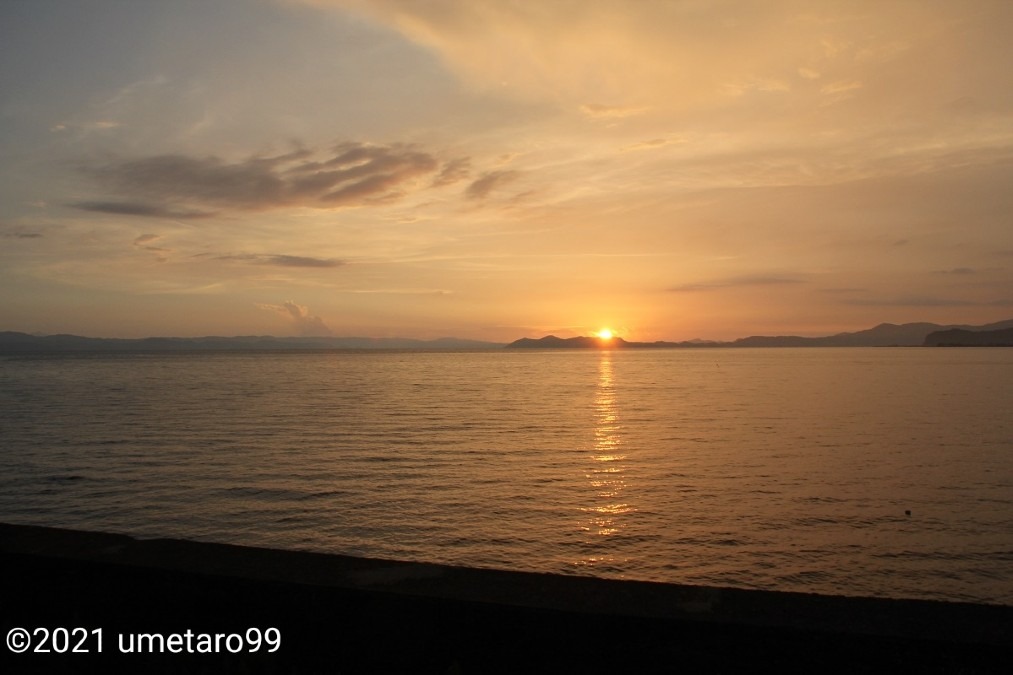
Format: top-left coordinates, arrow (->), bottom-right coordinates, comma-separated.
1,348 -> 1011,605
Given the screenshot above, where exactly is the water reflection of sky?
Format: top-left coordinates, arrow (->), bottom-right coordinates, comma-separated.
578,352 -> 636,570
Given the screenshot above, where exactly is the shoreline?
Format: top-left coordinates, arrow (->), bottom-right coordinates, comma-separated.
2,522 -> 1009,673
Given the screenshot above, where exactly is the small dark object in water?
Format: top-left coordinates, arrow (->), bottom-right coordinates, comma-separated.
905,510 -> 911,516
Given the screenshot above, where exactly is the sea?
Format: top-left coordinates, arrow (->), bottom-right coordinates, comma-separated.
1,347 -> 1011,606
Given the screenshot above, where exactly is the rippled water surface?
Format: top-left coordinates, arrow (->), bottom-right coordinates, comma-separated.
1,348 -> 1011,605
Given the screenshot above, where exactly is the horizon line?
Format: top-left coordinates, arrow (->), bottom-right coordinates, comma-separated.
3,316 -> 1011,347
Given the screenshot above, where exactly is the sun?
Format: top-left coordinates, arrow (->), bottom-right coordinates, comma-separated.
596,328 -> 614,340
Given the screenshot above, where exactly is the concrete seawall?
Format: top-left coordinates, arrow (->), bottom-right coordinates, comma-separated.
1,522 -> 1009,673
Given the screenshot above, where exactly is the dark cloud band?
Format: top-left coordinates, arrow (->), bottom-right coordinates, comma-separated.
70,201 -> 214,219
667,276 -> 804,292
75,142 -> 460,216
215,254 -> 344,268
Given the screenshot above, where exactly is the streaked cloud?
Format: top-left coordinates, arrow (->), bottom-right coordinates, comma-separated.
51,120 -> 121,133
622,137 -> 684,152
78,142 -> 448,215
819,287 -> 869,295
346,287 -> 451,295
580,103 -> 647,119
214,254 -> 344,268
130,233 -> 172,262
841,296 -> 979,308
465,170 -> 519,200
820,80 -> 863,96
71,201 -> 215,220
431,157 -> 471,187
133,234 -> 161,246
722,77 -> 790,97
668,276 -> 805,293
1,229 -> 44,239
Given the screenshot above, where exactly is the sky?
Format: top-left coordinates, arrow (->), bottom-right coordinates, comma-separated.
2,0 -> 1012,342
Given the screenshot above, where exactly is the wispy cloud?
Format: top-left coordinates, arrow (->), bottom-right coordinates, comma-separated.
431,157 -> 471,187
346,288 -> 451,295
215,254 -> 344,268
130,233 -> 172,262
71,201 -> 215,219
133,234 -> 161,246
722,77 -> 790,97
931,267 -> 976,276
820,80 -> 862,96
1,228 -> 44,239
622,137 -> 683,152
819,287 -> 869,294
580,103 -> 647,119
465,170 -> 519,200
841,296 -> 978,307
667,276 -> 804,292
51,120 -> 121,133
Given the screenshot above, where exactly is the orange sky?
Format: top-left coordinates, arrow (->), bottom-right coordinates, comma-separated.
2,1 -> 1012,341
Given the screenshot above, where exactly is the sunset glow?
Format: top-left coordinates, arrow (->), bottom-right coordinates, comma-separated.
597,329 -> 614,341
2,1 -> 1012,341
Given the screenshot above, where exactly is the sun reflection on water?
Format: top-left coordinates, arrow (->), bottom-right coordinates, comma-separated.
577,352 -> 636,569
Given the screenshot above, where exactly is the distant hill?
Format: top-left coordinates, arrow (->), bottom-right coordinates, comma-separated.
730,321 -> 1011,347
0,332 -> 504,353
506,335 -> 720,349
507,319 -> 1013,349
6,319 -> 1013,353
923,327 -> 1013,346
507,336 -> 606,349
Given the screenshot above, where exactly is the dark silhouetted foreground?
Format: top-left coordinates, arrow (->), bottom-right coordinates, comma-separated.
1,523 -> 1009,673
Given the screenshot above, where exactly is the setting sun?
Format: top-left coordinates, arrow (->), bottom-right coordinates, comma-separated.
596,328 -> 614,340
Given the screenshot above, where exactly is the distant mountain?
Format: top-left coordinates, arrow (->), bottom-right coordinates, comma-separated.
506,335 -> 719,349
506,319 -> 1013,349
6,319 -> 1013,353
731,319 -> 1013,347
923,327 -> 1013,346
507,336 -> 605,349
0,332 -> 504,353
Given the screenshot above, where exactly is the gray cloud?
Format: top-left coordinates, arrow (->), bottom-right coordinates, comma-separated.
1,229 -> 43,239
70,200 -> 215,219
819,287 -> 869,294
841,296 -> 978,307
216,253 -> 344,268
258,301 -> 333,336
667,276 -> 804,292
465,170 -> 519,200
77,142 -> 449,215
